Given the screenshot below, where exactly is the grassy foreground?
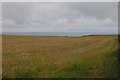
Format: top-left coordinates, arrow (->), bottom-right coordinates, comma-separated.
2,35 -> 118,78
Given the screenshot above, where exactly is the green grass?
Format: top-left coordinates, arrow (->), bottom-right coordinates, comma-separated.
53,60 -> 93,78
94,50 -> 118,78
51,50 -> 118,78
15,66 -> 44,78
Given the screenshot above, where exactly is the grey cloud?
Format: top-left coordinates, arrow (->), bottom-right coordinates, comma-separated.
0,2 -> 2,33
2,2 -> 118,33
66,3 -> 117,21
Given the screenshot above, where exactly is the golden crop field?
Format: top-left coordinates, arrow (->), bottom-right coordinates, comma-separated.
2,35 -> 118,78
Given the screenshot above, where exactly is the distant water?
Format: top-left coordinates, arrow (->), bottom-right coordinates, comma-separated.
2,32 -> 117,37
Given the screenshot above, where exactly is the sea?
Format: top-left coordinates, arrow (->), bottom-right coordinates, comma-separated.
2,32 -> 118,37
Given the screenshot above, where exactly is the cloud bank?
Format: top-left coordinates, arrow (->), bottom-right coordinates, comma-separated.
2,2 -> 118,33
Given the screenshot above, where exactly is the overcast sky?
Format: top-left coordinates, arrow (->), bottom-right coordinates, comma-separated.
0,2 -> 1,33
2,2 -> 118,33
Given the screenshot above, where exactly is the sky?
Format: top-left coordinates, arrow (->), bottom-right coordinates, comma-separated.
2,0 -> 119,2
2,2 -> 118,33
0,2 -> 1,34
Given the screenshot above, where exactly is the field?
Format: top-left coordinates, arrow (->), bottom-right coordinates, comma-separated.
2,35 -> 118,78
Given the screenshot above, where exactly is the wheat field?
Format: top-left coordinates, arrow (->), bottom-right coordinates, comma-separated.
2,35 -> 118,78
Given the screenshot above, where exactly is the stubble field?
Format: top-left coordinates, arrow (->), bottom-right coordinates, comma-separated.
2,35 -> 118,78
